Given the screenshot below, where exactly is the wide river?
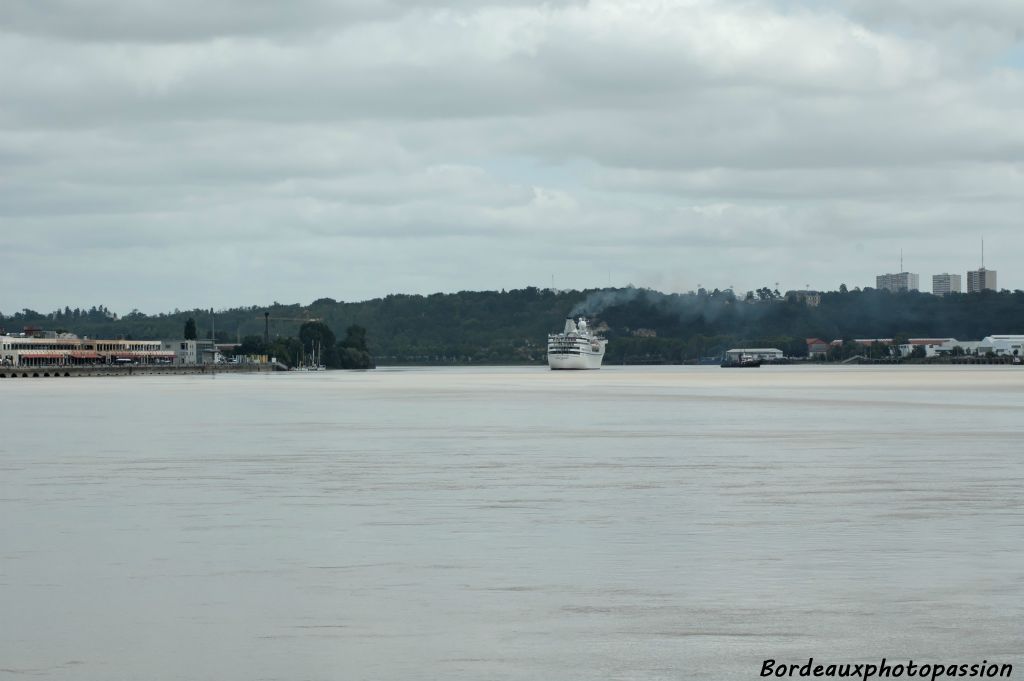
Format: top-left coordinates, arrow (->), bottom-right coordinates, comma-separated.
2,366 -> 1022,680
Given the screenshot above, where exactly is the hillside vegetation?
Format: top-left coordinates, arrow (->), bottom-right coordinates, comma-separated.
4,287 -> 1023,364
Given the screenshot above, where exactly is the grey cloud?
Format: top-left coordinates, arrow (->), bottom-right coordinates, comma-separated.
844,0 -> 1024,33
591,164 -> 1024,202
0,2 -> 950,130
2,0 -> 1024,313
2,0 -> 583,43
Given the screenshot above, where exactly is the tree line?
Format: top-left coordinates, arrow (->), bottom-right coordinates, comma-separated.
176,316 -> 373,369
4,286 -> 1023,365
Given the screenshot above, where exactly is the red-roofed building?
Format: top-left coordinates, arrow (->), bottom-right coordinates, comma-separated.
806,338 -> 829,358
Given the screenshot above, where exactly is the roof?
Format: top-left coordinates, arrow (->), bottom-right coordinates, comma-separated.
725,348 -> 784,353
907,338 -> 956,345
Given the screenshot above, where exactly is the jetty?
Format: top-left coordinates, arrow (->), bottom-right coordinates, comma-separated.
0,363 -> 286,379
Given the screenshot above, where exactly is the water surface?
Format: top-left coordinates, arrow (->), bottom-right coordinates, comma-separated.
2,366 -> 1022,680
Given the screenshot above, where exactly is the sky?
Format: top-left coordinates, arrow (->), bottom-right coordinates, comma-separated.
2,0 -> 1023,314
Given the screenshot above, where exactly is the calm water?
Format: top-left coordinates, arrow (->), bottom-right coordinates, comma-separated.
2,366 -> 1022,680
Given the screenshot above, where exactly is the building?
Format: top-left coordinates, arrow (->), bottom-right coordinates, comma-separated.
160,339 -> 220,365
162,340 -> 198,364
1,333 -> 174,367
786,290 -> 822,307
806,338 -> 829,358
724,348 -> 784,362
977,335 -> 1024,356
932,273 -> 961,296
900,338 -> 959,358
876,272 -> 919,292
967,268 -> 997,293
853,338 -> 893,345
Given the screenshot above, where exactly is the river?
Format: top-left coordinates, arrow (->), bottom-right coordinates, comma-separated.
2,366 -> 1022,680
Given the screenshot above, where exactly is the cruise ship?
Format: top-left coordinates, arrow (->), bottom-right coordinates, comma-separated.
548,317 -> 607,370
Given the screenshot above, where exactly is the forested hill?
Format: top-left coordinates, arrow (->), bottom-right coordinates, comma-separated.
4,287 -> 1024,364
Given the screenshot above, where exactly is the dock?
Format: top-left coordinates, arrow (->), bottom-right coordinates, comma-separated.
0,363 -> 285,379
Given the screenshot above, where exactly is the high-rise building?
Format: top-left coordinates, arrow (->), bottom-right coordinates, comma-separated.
876,272 -> 920,292
966,268 -> 997,293
932,273 -> 961,296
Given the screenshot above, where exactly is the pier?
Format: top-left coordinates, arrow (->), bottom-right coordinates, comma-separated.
0,363 -> 284,379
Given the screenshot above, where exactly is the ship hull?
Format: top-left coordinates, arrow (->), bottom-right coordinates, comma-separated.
548,351 -> 605,370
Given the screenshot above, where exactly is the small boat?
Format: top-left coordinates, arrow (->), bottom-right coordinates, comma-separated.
720,354 -> 761,368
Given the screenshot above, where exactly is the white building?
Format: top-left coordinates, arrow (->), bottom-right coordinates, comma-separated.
978,335 -> 1024,356
160,339 -> 219,364
876,272 -> 919,292
967,268 -> 997,293
897,338 -> 960,358
724,348 -> 784,362
932,273 -> 961,296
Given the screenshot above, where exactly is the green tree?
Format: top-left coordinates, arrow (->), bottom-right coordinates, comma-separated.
341,324 -> 368,351
337,324 -> 373,369
184,317 -> 197,340
233,335 -> 267,357
299,321 -> 338,367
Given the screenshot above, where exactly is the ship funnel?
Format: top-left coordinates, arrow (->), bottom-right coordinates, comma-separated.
564,318 -> 577,334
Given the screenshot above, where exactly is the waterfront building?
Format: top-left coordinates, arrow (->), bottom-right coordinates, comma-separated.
1,333 -> 173,367
160,339 -> 219,365
966,268 -> 997,293
903,338 -> 959,358
875,272 -> 919,292
978,335 -> 1024,356
932,273 -> 961,296
724,348 -> 784,362
806,338 -> 829,358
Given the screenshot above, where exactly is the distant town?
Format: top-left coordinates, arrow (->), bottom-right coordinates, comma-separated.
873,262 -> 996,297
747,254 -> 1015,363
785,245 -> 998,303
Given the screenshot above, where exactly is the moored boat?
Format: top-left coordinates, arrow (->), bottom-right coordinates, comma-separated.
720,354 -> 761,368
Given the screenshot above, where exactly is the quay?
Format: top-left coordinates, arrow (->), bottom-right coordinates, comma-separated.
2,330 -> 286,378
0,363 -> 285,379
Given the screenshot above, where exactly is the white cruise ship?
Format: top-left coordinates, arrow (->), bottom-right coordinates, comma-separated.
548,317 -> 607,370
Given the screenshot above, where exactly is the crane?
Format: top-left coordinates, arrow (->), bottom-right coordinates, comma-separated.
258,312 -> 322,344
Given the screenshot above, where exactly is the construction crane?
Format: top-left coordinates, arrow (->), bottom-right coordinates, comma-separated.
258,312 -> 322,344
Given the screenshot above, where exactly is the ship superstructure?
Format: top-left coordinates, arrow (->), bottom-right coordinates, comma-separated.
547,317 -> 607,370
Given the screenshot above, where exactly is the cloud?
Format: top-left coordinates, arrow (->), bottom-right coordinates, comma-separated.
2,0 -> 1023,314
2,0 -> 584,43
844,0 -> 1024,34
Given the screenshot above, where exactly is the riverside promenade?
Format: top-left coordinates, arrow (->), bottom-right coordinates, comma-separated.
0,363 -> 284,379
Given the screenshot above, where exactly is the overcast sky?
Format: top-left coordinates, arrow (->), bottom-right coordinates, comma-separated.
2,0 -> 1023,314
